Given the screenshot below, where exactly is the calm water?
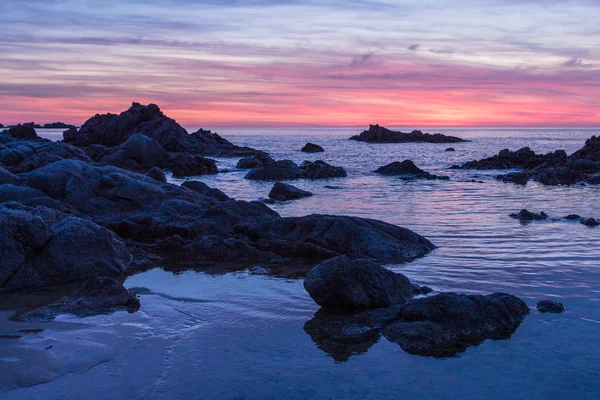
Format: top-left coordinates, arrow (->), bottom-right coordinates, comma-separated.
2,128 -> 600,399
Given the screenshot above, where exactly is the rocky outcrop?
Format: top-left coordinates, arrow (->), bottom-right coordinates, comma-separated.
6,124 -> 38,140
42,122 -> 76,129
510,209 -> 548,221
64,102 -> 259,156
497,172 -> 528,185
350,125 -> 467,143
536,300 -> 564,313
375,160 -> 449,180
268,182 -> 313,201
304,256 -> 414,311
457,136 -> 600,186
301,143 -> 324,153
245,160 -> 346,181
302,258 -> 529,359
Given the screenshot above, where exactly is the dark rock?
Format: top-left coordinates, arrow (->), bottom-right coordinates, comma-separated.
42,122 -> 76,129
0,123 -> 3,129
245,160 -> 303,181
303,256 -> 415,311
268,182 -> 313,201
100,134 -> 166,171
165,152 -> 218,177
564,214 -> 582,220
412,285 -> 433,295
0,166 -> 22,185
236,151 -> 274,169
7,124 -> 38,140
383,292 -> 529,357
15,276 -> 140,321
300,160 -> 347,179
350,125 -> 467,143
536,300 -> 565,313
375,160 -> 449,180
0,209 -> 129,291
445,147 -> 456,152
301,143 -> 324,153
324,185 -> 342,189
145,167 -> 167,183
497,172 -> 528,185
581,218 -> 599,227
181,180 -> 230,201
510,209 -> 548,221
65,102 -> 259,156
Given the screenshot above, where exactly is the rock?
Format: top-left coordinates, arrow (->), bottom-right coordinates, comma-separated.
7,124 -> 38,140
249,266 -> 271,275
145,167 -> 167,183
303,256 -> 415,311
65,102 -> 259,156
510,209 -> 548,221
181,180 -> 230,201
100,134 -> 166,170
445,147 -> 455,152
581,218 -> 599,227
324,185 -> 342,189
383,292 -> 529,357
15,276 -> 140,321
564,214 -> 582,220
349,124 -> 467,143
0,123 -> 3,128
0,209 -> 129,291
301,143 -> 324,153
375,160 -> 449,180
412,285 -> 433,295
497,172 -> 528,185
245,160 -> 303,181
236,152 -> 274,169
300,160 -> 347,179
536,300 -> 565,313
164,152 -> 218,177
0,166 -> 21,185
268,182 -> 313,201
42,122 -> 76,129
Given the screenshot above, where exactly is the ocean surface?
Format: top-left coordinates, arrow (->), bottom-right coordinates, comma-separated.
1,127 -> 600,399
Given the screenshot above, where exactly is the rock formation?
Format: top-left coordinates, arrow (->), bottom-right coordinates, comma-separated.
350,125 -> 467,143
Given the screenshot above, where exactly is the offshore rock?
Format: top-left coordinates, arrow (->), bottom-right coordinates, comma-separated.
375,160 -> 449,180
350,124 -> 467,143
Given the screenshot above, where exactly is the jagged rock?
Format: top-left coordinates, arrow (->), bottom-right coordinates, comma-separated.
268,182 -> 313,201
536,300 -> 565,313
64,102 -> 258,156
375,160 -> 449,180
301,143 -> 324,153
304,256 -> 414,311
146,167 -> 167,183
350,125 -> 467,143
510,209 -> 548,221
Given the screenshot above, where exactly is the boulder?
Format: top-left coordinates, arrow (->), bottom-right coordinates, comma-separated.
350,125 -> 467,143
300,160 -> 347,179
564,214 -> 582,220
145,167 -> 167,183
445,147 -> 455,152
268,182 -> 313,201
581,218 -> 599,227
497,172 -> 528,185
100,134 -> 166,170
0,166 -> 21,185
536,300 -> 565,313
7,124 -> 38,140
301,143 -> 324,153
303,256 -> 414,311
510,209 -> 548,221
245,160 -> 303,181
181,180 -> 230,201
236,151 -> 274,169
375,160 -> 449,180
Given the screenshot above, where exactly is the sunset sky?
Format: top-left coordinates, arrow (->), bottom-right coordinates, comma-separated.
1,0 -> 598,127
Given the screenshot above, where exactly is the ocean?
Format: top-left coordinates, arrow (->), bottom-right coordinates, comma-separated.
3,127 -> 599,399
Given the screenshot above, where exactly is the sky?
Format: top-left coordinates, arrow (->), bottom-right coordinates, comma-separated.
0,0 -> 599,128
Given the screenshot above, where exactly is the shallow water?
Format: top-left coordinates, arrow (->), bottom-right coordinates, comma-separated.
2,128 -> 600,399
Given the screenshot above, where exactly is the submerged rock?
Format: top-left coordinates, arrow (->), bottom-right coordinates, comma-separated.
245,160 -> 347,181
510,209 -> 548,221
301,143 -> 325,153
350,125 -> 467,143
497,172 -> 528,185
303,256 -> 414,312
375,160 -> 449,180
564,214 -> 582,220
445,147 -> 456,152
536,300 -> 565,313
581,218 -> 600,227
268,182 -> 313,201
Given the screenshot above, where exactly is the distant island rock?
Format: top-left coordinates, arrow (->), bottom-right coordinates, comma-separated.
301,142 -> 324,153
42,122 -> 77,129
349,124 -> 468,144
